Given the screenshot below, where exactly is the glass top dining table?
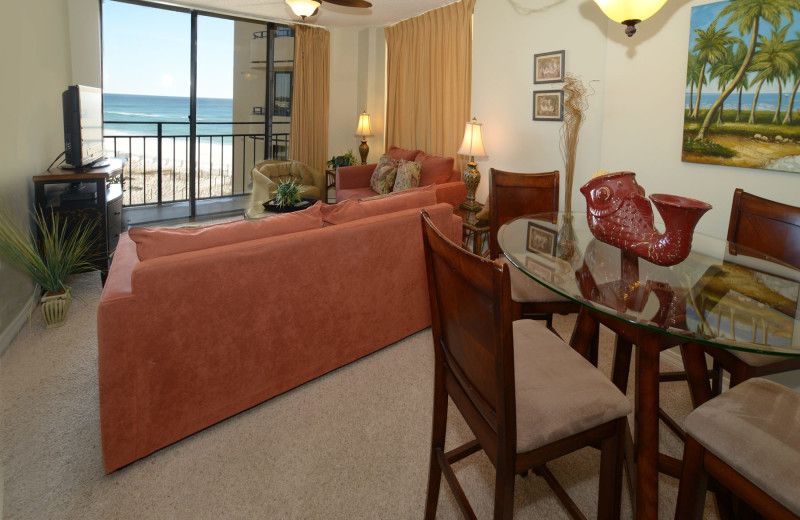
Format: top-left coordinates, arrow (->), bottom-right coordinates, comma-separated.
499,211 -> 800,520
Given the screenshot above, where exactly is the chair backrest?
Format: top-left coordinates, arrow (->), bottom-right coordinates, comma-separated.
488,169 -> 560,259
421,210 -> 517,450
727,189 -> 800,268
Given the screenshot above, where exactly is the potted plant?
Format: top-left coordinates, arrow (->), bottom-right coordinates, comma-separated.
327,149 -> 359,168
0,207 -> 98,328
273,178 -> 304,208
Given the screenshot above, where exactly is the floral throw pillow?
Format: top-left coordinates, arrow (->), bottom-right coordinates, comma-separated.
392,159 -> 422,193
369,155 -> 399,194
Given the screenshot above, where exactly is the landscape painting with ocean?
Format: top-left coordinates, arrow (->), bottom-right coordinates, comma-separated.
683,0 -> 800,174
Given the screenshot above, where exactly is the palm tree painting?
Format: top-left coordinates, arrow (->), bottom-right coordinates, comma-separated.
683,0 -> 800,173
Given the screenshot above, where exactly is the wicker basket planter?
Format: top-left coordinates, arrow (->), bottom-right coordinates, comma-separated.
41,289 -> 71,329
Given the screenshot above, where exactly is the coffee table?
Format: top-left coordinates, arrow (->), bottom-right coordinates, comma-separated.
245,196 -> 319,219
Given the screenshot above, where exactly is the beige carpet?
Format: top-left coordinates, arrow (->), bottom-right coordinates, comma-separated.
1,271 -> 719,519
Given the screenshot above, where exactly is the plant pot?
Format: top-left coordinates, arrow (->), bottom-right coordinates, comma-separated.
41,288 -> 71,329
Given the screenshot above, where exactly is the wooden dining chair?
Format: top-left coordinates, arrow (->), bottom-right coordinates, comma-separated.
488,168 -> 582,329
674,377 -> 800,520
420,209 -> 631,520
700,189 -> 800,389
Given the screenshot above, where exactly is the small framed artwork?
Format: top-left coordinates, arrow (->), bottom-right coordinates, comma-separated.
526,222 -> 557,256
534,50 -> 565,84
533,90 -> 564,121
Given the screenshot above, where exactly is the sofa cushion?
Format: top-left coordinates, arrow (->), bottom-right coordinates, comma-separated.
129,201 -> 324,261
393,160 -> 422,193
321,184 -> 437,225
369,155 -> 399,194
386,145 -> 421,161
414,152 -> 455,185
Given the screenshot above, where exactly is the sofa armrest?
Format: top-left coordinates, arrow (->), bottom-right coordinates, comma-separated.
435,181 -> 467,207
336,164 -> 375,190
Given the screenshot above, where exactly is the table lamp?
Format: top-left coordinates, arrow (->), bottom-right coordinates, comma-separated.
457,117 -> 487,214
355,111 -> 373,165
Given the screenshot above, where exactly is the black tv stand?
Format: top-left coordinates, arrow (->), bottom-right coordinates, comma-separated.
33,158 -> 125,282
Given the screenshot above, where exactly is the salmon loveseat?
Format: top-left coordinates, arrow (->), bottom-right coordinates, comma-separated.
336,145 -> 467,207
97,186 -> 461,473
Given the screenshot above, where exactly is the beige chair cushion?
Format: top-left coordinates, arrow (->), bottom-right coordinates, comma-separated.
500,257 -> 571,303
684,377 -> 800,514
513,319 -> 632,453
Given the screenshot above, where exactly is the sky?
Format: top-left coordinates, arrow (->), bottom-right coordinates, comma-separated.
102,0 -> 234,98
687,0 -> 800,95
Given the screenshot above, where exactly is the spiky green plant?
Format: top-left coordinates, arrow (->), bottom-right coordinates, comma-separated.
0,208 -> 99,295
273,178 -> 303,208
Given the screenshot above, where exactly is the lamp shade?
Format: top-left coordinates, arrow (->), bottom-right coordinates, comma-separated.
592,0 -> 667,24
356,111 -> 373,137
457,118 -> 487,158
286,0 -> 320,19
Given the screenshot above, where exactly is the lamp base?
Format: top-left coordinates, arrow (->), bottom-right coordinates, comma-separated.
459,161 -> 481,213
359,138 -> 369,165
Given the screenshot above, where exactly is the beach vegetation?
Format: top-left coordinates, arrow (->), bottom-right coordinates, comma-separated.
683,137 -> 736,158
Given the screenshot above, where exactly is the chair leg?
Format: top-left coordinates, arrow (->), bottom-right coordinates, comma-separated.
493,464 -> 516,520
424,372 -> 449,520
596,419 -> 625,520
675,435 -> 709,520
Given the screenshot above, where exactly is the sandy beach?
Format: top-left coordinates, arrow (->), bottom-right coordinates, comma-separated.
682,132 -> 800,172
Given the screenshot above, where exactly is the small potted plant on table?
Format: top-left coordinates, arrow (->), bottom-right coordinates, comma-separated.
0,208 -> 98,328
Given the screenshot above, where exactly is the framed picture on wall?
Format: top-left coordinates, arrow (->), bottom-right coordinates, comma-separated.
534,50 -> 565,84
533,90 -> 564,121
526,221 -> 557,255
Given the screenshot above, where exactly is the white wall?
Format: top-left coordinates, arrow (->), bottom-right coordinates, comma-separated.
473,0 -> 800,238
0,0 -> 76,352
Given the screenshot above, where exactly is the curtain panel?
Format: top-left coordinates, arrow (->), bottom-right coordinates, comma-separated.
385,0 -> 476,171
290,25 -> 330,176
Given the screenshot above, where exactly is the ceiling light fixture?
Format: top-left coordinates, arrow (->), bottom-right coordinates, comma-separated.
286,0 -> 320,20
592,0 -> 668,37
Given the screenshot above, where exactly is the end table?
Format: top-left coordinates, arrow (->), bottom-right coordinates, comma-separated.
455,204 -> 489,257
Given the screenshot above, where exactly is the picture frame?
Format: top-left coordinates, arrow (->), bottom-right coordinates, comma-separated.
526,221 -> 557,256
534,50 -> 565,84
533,90 -> 564,121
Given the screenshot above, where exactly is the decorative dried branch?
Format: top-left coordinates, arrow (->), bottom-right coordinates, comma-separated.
559,74 -> 591,213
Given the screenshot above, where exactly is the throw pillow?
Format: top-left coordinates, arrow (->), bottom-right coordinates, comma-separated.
369,155 -> 399,194
321,184 -> 437,225
385,145 -> 421,161
392,160 -> 422,193
414,152 -> 455,186
130,201 -> 324,260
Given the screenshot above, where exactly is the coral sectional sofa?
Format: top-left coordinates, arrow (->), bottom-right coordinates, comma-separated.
335,145 -> 467,207
97,185 -> 461,473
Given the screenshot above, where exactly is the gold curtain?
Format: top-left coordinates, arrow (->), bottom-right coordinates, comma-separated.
385,0 -> 476,170
289,25 -> 330,176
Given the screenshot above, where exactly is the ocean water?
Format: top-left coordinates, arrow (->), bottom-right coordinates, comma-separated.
103,93 -> 233,136
685,91 -> 800,112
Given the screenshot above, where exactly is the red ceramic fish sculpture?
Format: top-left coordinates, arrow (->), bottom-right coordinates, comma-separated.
579,171 -> 712,266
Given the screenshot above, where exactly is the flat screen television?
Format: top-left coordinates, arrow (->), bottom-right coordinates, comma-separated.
62,85 -> 105,169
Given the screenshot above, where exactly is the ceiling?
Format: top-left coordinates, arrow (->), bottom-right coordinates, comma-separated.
174,0 -> 455,28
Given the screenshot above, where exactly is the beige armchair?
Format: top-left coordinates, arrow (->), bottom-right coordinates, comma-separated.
247,160 -> 326,218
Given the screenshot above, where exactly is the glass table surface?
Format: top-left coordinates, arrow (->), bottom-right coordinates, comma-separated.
499,212 -> 800,357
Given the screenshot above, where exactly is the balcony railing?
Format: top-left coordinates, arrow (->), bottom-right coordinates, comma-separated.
103,120 -> 289,207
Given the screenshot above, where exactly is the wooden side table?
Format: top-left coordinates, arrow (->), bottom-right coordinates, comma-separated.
455,205 -> 489,257
325,169 -> 336,203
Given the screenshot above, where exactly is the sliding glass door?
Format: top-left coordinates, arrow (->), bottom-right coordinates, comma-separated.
102,0 -> 293,220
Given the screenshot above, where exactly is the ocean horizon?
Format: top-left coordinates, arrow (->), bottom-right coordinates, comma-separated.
686,91 -> 800,113
103,93 -> 235,137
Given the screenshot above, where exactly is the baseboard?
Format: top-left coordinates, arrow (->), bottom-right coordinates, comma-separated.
0,287 -> 37,356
